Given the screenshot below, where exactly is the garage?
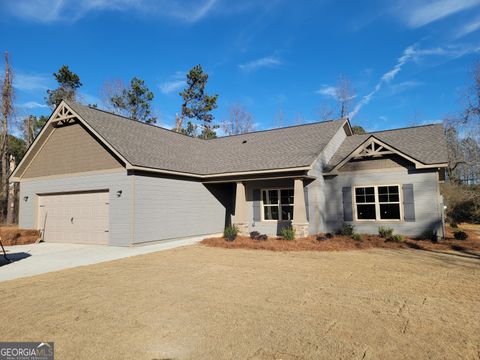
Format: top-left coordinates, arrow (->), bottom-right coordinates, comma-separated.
37,191 -> 110,245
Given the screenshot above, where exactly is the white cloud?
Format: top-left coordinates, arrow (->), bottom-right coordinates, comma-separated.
3,0 -> 221,24
398,0 -> 480,28
349,42 -> 480,119
389,80 -> 424,95
16,101 -> 48,109
13,72 -> 51,92
315,85 -> 336,98
159,80 -> 186,94
238,55 -> 282,72
454,15 -> 480,38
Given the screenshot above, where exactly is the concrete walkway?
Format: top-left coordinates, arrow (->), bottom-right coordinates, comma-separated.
0,235 -> 210,282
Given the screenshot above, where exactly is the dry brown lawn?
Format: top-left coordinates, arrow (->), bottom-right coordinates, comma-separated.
0,244 -> 479,359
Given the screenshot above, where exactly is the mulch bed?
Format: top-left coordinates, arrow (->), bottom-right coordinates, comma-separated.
0,226 -> 40,246
201,225 -> 480,253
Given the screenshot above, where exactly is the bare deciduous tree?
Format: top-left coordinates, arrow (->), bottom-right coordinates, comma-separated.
274,108 -> 285,128
222,104 -> 255,135
316,102 -> 334,121
100,79 -> 126,113
1,52 -> 14,223
335,74 -> 355,118
463,61 -> 480,129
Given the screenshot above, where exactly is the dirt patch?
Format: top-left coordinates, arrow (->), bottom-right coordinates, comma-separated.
0,226 -> 40,246
201,224 -> 480,255
0,245 -> 478,359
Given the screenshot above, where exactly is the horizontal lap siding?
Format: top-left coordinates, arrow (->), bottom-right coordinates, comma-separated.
133,176 -> 227,243
323,169 -> 442,236
18,171 -> 132,246
307,124 -> 347,234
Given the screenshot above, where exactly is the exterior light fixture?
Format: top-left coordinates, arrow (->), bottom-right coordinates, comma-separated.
23,196 -> 28,202
116,190 -> 123,198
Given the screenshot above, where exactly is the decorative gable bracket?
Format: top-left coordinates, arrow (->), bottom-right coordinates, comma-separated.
51,103 -> 78,127
328,135 -> 434,174
352,139 -> 393,159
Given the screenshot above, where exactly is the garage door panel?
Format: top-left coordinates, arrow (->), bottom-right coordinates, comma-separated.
38,191 -> 109,245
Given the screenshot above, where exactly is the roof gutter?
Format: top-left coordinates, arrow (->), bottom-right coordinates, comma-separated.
127,164 -> 312,179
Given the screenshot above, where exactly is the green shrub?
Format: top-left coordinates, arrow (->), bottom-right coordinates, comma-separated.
453,230 -> 468,240
250,231 -> 260,239
378,226 -> 394,238
223,225 -> 238,241
389,234 -> 404,243
339,224 -> 355,236
280,227 -> 296,240
352,233 -> 362,241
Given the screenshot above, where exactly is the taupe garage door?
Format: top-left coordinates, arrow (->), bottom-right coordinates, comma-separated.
37,191 -> 110,244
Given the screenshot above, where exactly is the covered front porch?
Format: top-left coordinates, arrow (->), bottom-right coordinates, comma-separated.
205,174 -> 313,238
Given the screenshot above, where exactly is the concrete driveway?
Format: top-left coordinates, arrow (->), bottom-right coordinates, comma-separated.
0,235 -> 208,282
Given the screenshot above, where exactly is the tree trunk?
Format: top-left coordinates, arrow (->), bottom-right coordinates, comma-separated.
6,155 -> 15,224
0,146 -> 7,222
1,51 -> 12,224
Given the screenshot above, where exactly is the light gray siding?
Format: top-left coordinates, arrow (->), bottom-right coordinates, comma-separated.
132,175 -> 229,244
322,168 -> 443,237
18,171 -> 133,246
306,123 -> 348,234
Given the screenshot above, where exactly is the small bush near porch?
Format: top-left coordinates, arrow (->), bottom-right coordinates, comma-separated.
201,224 -> 480,253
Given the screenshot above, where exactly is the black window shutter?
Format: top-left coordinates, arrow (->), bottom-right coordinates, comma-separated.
342,187 -> 353,221
252,189 -> 261,222
402,184 -> 415,222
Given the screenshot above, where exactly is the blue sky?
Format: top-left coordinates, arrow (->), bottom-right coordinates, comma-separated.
1,0 -> 480,133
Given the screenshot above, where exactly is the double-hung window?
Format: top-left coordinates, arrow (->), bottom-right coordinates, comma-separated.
354,185 -> 401,221
262,189 -> 294,221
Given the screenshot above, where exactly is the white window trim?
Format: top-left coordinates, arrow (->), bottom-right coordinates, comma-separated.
261,188 -> 294,222
353,184 -> 403,222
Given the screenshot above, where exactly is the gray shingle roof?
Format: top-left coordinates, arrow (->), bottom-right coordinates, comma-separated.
67,101 -> 345,176
326,124 -> 448,171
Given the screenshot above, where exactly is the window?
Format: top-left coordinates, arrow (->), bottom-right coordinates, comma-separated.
262,189 -> 294,221
354,185 -> 401,221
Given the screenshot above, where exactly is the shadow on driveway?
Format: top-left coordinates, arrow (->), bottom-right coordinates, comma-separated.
0,252 -> 32,267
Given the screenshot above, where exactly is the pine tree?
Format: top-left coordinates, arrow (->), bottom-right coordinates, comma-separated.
46,65 -> 82,108
176,65 -> 218,139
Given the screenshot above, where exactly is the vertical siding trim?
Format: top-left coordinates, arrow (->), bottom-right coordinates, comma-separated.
342,187 -> 353,221
131,175 -> 136,245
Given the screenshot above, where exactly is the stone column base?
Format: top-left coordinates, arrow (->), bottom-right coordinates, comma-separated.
234,223 -> 249,236
292,223 -> 309,238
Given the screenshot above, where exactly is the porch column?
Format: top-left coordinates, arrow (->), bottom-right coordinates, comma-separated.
234,181 -> 249,235
292,178 -> 309,238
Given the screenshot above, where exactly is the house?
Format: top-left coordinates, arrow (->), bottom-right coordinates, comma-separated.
10,100 -> 448,245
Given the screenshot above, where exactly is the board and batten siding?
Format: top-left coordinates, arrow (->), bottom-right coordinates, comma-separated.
132,175 -> 227,244
18,171 -> 133,246
322,168 -> 443,236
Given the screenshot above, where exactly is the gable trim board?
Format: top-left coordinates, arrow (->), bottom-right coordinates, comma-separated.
328,136 -> 447,174
14,101 -> 448,245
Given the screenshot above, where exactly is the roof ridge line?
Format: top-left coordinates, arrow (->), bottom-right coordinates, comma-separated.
208,118 -> 346,140
69,100 -> 346,140
364,123 -> 442,135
